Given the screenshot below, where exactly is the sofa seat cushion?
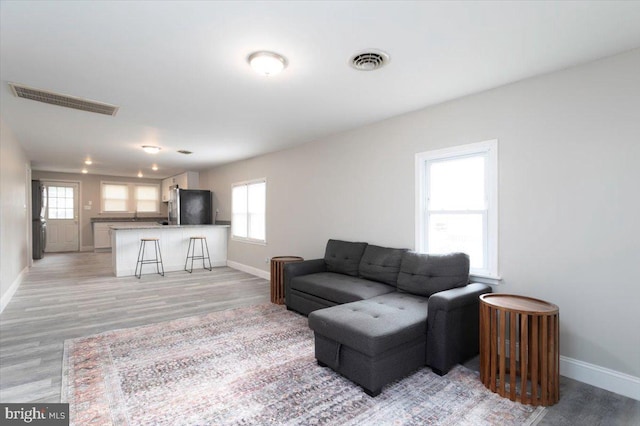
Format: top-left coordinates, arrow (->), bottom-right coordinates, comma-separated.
308,293 -> 429,357
358,244 -> 408,286
290,272 -> 395,305
397,252 -> 470,297
324,239 -> 368,276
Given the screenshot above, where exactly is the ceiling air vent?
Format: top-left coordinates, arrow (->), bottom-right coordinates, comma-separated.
8,83 -> 119,116
350,50 -> 390,71
177,150 -> 193,155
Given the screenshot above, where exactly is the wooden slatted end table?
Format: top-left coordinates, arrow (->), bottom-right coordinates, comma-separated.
270,256 -> 304,305
480,294 -> 559,406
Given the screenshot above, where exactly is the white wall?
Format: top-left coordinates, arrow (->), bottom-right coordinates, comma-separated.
0,117 -> 30,311
201,49 -> 640,389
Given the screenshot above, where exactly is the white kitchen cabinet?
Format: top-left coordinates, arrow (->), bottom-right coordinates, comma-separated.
161,171 -> 199,202
94,222 -> 119,250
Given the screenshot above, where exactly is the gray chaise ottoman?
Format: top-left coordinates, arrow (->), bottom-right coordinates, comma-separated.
308,292 -> 429,396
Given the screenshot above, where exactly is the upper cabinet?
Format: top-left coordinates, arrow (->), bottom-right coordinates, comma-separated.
161,171 -> 199,202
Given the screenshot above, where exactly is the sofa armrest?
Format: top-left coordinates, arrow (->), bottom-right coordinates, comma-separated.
426,283 -> 492,375
284,259 -> 327,305
428,283 -> 491,312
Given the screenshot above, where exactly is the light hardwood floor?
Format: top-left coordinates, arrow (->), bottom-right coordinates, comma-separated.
0,252 -> 269,402
1,252 -> 638,425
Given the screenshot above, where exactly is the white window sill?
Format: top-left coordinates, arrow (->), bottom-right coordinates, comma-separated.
470,273 -> 502,286
231,237 -> 267,246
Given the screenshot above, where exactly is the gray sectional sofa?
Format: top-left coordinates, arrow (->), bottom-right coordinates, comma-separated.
284,239 -> 491,396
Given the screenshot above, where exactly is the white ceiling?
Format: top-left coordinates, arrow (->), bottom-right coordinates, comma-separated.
2,1 -> 640,178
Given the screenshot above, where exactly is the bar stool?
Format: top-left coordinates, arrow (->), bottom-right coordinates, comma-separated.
185,236 -> 212,273
135,238 -> 165,279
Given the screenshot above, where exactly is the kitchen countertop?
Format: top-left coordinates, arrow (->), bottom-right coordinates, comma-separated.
91,217 -> 167,223
110,224 -> 230,230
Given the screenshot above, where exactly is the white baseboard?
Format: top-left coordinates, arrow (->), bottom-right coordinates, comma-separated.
226,260 -> 270,280
560,356 -> 639,401
493,338 -> 639,401
0,266 -> 27,313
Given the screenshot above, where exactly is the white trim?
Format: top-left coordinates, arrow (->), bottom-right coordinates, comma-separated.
469,274 -> 502,286
42,180 -> 81,252
226,260 -> 270,280
0,266 -> 27,313
81,245 -> 94,252
501,338 -> 639,401
231,178 -> 267,244
230,237 -> 267,246
560,356 -> 640,401
415,140 -> 499,276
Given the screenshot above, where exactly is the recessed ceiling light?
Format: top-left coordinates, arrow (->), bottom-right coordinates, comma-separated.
81,168 -> 88,174
137,171 -> 143,178
84,159 -> 92,165
152,164 -> 158,171
248,51 -> 287,76
142,145 -> 161,154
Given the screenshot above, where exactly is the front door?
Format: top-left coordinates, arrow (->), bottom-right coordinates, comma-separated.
44,182 -> 79,252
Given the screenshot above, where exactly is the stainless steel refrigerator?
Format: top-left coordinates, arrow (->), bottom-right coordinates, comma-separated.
168,188 -> 212,225
32,180 -> 47,259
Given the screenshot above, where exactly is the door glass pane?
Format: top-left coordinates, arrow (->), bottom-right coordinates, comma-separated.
428,213 -> 484,269
47,186 -> 75,219
429,155 -> 485,210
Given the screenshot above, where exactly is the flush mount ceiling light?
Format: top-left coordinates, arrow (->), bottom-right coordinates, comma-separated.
84,159 -> 92,165
81,168 -> 88,174
350,49 -> 390,71
142,145 -> 161,154
248,51 -> 287,76
137,171 -> 143,178
152,164 -> 158,171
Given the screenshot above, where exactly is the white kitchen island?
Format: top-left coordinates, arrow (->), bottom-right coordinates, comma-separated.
111,224 -> 229,277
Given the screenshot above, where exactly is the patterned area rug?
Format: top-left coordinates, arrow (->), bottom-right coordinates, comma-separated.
62,303 -> 546,425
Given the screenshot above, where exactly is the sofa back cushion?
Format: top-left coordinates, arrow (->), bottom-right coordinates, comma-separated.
358,245 -> 407,286
397,252 -> 470,297
324,239 -> 368,276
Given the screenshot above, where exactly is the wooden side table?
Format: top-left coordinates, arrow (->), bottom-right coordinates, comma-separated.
479,294 -> 559,406
270,256 -> 304,305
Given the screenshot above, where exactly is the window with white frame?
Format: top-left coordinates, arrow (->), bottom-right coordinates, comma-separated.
232,179 -> 266,243
415,140 -> 498,278
100,182 -> 160,213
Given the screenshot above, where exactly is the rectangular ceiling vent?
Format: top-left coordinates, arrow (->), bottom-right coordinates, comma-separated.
9,83 -> 119,116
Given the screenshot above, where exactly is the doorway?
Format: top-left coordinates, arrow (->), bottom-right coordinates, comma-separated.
44,181 -> 79,252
